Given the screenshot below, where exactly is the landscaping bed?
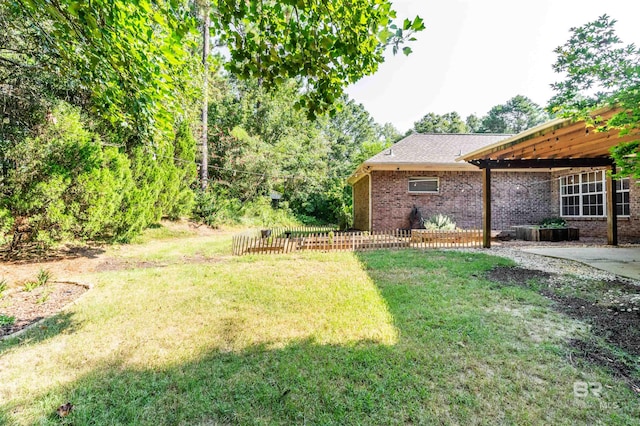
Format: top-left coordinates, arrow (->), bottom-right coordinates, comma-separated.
0,281 -> 88,338
513,225 -> 580,242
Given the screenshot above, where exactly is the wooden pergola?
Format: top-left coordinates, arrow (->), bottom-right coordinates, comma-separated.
458,108 -> 640,248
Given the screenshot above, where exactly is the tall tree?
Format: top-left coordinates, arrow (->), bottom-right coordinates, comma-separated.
481,95 -> 548,133
465,114 -> 482,133
378,122 -> 403,144
412,112 -> 468,134
200,1 -> 210,189
9,0 -> 424,140
1,0 -> 425,242
549,15 -> 640,178
6,0 -> 197,142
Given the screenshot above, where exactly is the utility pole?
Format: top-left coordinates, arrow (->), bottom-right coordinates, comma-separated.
200,1 -> 210,189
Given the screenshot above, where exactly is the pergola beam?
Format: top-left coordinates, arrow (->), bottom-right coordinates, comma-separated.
607,164 -> 618,246
470,158 -> 614,169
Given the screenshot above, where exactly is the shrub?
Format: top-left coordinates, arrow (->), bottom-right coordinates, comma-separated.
192,186 -> 243,227
539,217 -> 567,228
193,187 -> 302,229
1,102 -> 197,246
23,268 -> 52,292
240,197 -> 300,228
424,214 -> 457,231
0,314 -> 15,327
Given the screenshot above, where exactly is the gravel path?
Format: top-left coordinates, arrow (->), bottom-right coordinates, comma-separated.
458,245 -> 640,283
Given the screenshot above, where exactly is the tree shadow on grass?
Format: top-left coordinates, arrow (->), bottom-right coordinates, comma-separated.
2,338 -> 458,425
0,311 -> 80,354
0,244 -> 105,263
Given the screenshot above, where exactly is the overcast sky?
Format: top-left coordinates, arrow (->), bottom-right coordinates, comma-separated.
345,0 -> 640,133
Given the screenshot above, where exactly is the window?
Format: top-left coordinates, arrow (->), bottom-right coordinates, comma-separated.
616,178 -> 631,216
408,177 -> 439,194
580,171 -> 604,216
560,171 -> 630,217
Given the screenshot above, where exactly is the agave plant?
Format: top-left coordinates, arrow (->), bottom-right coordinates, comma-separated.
424,214 -> 456,231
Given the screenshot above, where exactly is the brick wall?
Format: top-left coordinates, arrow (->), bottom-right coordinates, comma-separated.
551,168 -> 640,241
352,175 -> 370,231
368,170 -> 553,231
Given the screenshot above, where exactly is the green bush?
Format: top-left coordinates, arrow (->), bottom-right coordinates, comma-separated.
241,197 -> 300,228
424,214 -> 457,231
192,187 -> 302,228
1,102 -> 197,246
539,217 -> 567,228
0,314 -> 15,327
192,187 -> 243,228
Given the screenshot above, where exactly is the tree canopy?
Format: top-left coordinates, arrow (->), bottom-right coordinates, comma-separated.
411,112 -> 468,134
407,98 -> 548,136
549,14 -> 640,178
203,78 -> 399,228
1,0 -> 423,245
4,0 -> 424,140
213,0 -> 425,116
480,95 -> 548,134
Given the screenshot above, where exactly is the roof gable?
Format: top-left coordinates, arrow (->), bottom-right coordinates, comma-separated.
348,133 -> 513,184
365,133 -> 512,166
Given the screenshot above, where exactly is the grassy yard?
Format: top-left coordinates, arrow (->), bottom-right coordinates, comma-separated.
0,227 -> 638,424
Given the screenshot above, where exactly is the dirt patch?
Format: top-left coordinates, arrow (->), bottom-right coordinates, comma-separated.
541,291 -> 640,356
568,339 -> 640,393
486,266 -> 640,392
95,259 -> 168,272
0,246 -> 106,290
485,266 -> 552,285
0,281 -> 88,338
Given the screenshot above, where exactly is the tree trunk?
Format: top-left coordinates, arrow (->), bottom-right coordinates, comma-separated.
200,2 -> 210,189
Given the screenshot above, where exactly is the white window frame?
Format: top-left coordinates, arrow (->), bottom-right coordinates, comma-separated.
408,177 -> 439,194
559,171 -> 630,218
616,178 -> 631,217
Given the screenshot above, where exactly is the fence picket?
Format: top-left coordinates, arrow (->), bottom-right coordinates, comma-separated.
232,226 -> 483,256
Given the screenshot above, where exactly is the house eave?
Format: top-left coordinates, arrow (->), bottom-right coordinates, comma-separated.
346,161 -> 553,185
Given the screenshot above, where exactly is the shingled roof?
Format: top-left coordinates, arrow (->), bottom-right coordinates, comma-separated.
348,133 -> 512,184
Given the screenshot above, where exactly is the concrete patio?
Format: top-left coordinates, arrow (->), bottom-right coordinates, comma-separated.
522,246 -> 640,281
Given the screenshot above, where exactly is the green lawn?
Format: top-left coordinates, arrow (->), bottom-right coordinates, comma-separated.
0,229 -> 638,425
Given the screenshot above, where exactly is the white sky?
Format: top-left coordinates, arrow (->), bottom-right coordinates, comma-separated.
345,0 -> 640,133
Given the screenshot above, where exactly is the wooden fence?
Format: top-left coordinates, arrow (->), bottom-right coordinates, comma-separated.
232,228 -> 483,256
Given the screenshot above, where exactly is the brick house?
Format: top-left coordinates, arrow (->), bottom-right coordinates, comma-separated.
459,109 -> 640,245
348,133 -> 554,232
349,127 -> 640,242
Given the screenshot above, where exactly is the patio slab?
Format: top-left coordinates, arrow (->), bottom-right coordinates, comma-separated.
521,247 -> 640,281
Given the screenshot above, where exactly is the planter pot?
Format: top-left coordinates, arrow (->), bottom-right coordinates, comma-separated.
514,226 -> 579,242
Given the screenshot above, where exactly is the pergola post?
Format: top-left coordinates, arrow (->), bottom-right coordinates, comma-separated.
607,164 -> 618,246
482,167 -> 491,248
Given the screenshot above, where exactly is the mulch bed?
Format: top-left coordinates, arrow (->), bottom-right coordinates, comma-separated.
0,282 -> 88,338
487,266 -> 640,392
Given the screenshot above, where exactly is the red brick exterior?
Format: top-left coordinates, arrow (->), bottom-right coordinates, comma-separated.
360,170 -> 553,231
352,168 -> 640,241
550,168 -> 640,242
